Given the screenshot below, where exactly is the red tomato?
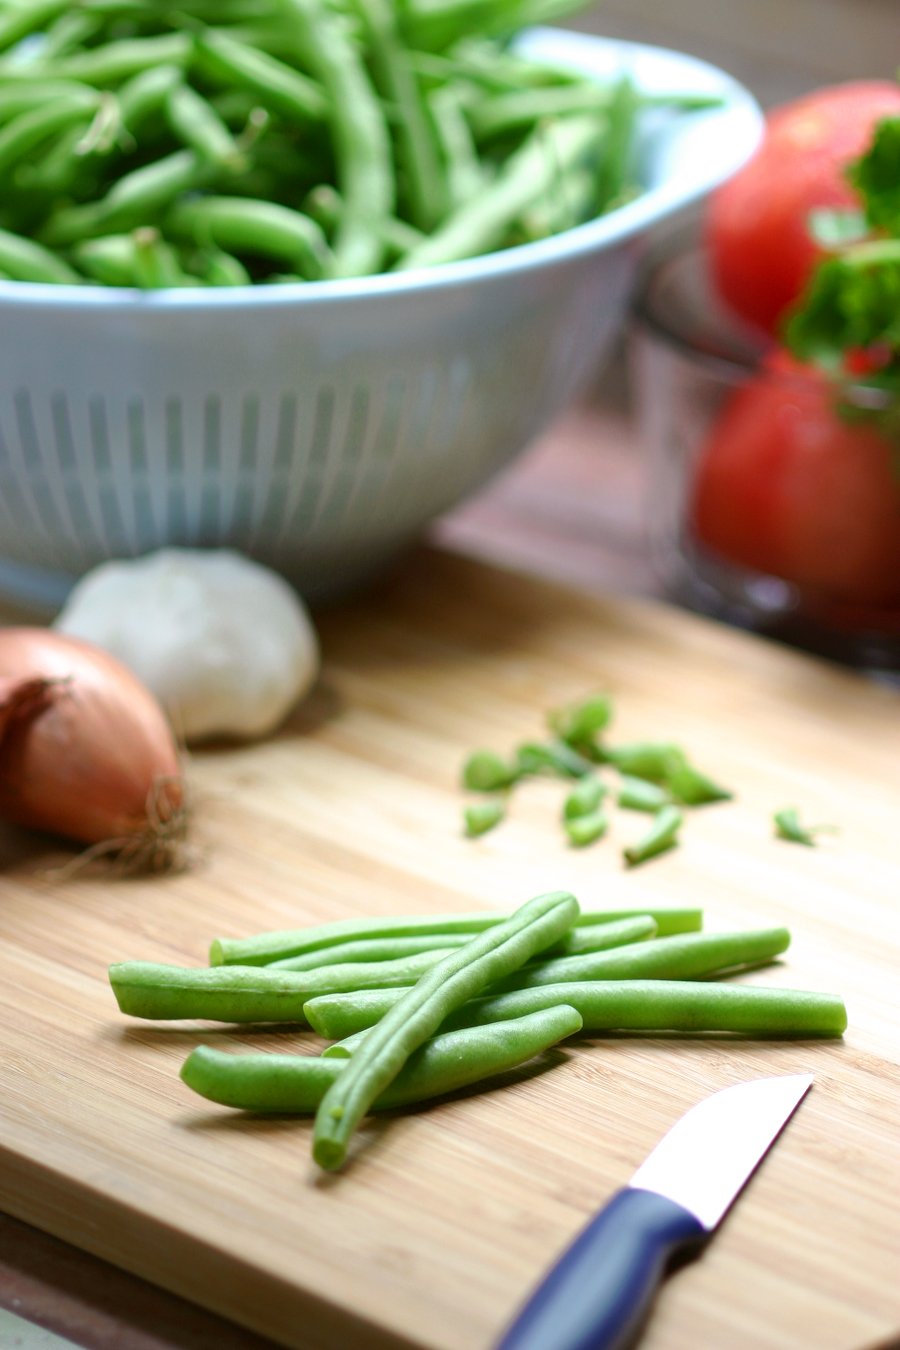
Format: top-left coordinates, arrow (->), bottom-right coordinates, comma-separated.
690,353 -> 900,610
706,81 -> 900,338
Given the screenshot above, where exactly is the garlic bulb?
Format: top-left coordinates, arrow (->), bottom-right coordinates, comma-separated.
55,548 -> 319,743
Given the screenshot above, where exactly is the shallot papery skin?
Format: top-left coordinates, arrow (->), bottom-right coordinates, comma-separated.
0,627 -> 185,853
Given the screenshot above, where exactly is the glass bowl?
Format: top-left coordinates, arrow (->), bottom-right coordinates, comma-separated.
630,222 -> 900,683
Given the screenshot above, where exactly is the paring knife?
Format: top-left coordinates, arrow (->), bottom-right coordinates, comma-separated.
495,1073 -> 813,1350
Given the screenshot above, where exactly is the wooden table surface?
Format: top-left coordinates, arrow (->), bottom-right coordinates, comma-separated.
1,382 -> 897,1350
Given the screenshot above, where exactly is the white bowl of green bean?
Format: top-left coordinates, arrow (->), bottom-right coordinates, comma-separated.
0,4 -> 762,608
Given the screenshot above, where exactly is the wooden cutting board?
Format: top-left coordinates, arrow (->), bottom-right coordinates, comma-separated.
1,548 -> 898,1350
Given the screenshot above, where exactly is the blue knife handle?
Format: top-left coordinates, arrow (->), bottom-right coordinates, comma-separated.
494,1188 -> 706,1350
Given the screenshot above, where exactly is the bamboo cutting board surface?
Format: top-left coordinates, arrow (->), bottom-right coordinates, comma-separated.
1,548 -> 898,1350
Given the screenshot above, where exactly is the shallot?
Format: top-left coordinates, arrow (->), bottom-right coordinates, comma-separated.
0,627 -> 187,869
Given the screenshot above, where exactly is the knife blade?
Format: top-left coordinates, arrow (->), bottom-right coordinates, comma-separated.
495,1072 -> 813,1350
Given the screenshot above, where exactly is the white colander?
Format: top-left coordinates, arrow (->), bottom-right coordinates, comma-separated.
0,29 -> 762,609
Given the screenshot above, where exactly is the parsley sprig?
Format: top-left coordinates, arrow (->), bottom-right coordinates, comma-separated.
783,112 -> 900,460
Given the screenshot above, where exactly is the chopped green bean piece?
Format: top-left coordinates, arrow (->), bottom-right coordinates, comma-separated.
774,807 -> 837,847
617,775 -> 670,813
562,774 -> 607,820
623,805 -> 683,867
516,740 -> 594,779
548,692 -> 614,747
564,808 -> 608,848
667,760 -> 733,806
464,798 -> 505,837
462,749 -> 519,791
603,742 -> 685,782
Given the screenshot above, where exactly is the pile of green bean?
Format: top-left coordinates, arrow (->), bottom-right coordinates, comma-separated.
0,0 -> 718,287
109,892 -> 847,1171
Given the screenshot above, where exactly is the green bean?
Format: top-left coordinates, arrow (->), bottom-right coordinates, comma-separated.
0,0 -> 69,54
48,34 -> 192,85
562,774 -> 607,820
8,123 -> 87,199
34,10 -> 105,62
355,0 -> 447,231
272,915 -> 658,973
109,948 -> 458,1023
401,0 -> 566,52
271,933 -> 475,971
311,889 -> 579,1169
71,233 -> 144,286
552,914 -> 657,954
470,82 -> 610,141
212,906 -> 701,968
181,1005 -> 583,1111
0,226 -> 80,284
278,0 -> 392,277
212,913 -> 506,966
377,215 -> 426,261
191,28 -> 328,124
304,988 -> 438,1039
548,692 -> 613,748
302,182 -> 342,231
463,798 -> 505,836
564,809 -> 608,848
428,81 -> 487,210
42,150 -> 210,245
489,927 -> 791,994
131,226 -> 189,289
305,974 -> 847,1041
448,980 -> 849,1036
194,246 -> 252,286
117,65 -> 184,136
594,73 -> 639,212
623,805 -> 684,867
515,740 -> 595,779
0,81 -> 98,126
305,927 -> 792,1034
165,81 -> 244,169
617,775 -> 670,813
575,909 -> 701,937
321,1028 -> 374,1058
0,90 -> 100,178
166,195 -> 332,279
518,162 -> 598,241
